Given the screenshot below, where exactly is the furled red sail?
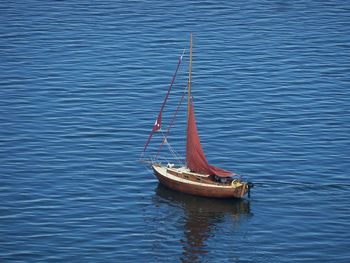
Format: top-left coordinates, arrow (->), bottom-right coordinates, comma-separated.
186,101 -> 234,177
143,50 -> 185,153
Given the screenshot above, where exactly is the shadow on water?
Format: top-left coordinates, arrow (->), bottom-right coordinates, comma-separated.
154,184 -> 252,262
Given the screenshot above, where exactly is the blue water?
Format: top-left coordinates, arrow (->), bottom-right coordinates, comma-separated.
1,1 -> 350,262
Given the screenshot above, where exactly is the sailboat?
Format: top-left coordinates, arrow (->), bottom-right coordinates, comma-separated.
142,33 -> 252,199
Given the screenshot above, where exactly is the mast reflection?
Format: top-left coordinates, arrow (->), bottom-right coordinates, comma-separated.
154,184 -> 252,262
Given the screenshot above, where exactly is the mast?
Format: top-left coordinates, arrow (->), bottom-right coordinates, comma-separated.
186,33 -> 193,168
187,32 -> 193,125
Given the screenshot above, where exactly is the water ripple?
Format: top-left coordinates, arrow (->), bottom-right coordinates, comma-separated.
1,0 -> 350,262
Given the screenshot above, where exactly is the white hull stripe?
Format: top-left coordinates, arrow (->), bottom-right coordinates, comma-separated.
153,165 -> 235,189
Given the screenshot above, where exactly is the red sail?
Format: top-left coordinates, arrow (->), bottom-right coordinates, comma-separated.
143,50 -> 185,153
186,101 -> 234,177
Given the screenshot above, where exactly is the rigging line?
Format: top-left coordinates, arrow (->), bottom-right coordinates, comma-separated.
159,129 -> 182,163
143,49 -> 186,153
157,129 -> 175,165
170,142 -> 183,163
158,49 -> 186,117
158,127 -> 183,165
158,155 -> 171,166
155,85 -> 188,159
167,143 -> 182,164
172,149 -> 184,166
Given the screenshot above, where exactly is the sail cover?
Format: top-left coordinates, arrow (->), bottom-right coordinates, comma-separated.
186,101 -> 234,177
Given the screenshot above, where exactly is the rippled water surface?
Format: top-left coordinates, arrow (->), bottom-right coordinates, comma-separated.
1,1 -> 350,262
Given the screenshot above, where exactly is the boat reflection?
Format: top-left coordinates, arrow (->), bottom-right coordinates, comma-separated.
154,184 -> 252,262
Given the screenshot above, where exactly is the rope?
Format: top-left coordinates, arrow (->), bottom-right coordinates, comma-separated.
158,129 -> 184,166
142,49 -> 186,153
166,142 -> 184,166
155,85 -> 187,159
142,51 -> 187,167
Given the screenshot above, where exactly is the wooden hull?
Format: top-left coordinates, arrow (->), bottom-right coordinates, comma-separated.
153,165 -> 249,199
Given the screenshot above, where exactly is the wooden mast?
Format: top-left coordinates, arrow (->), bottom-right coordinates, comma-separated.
186,33 -> 193,168
187,32 -> 193,124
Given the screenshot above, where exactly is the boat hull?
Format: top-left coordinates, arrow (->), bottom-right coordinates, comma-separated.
153,165 -> 249,199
